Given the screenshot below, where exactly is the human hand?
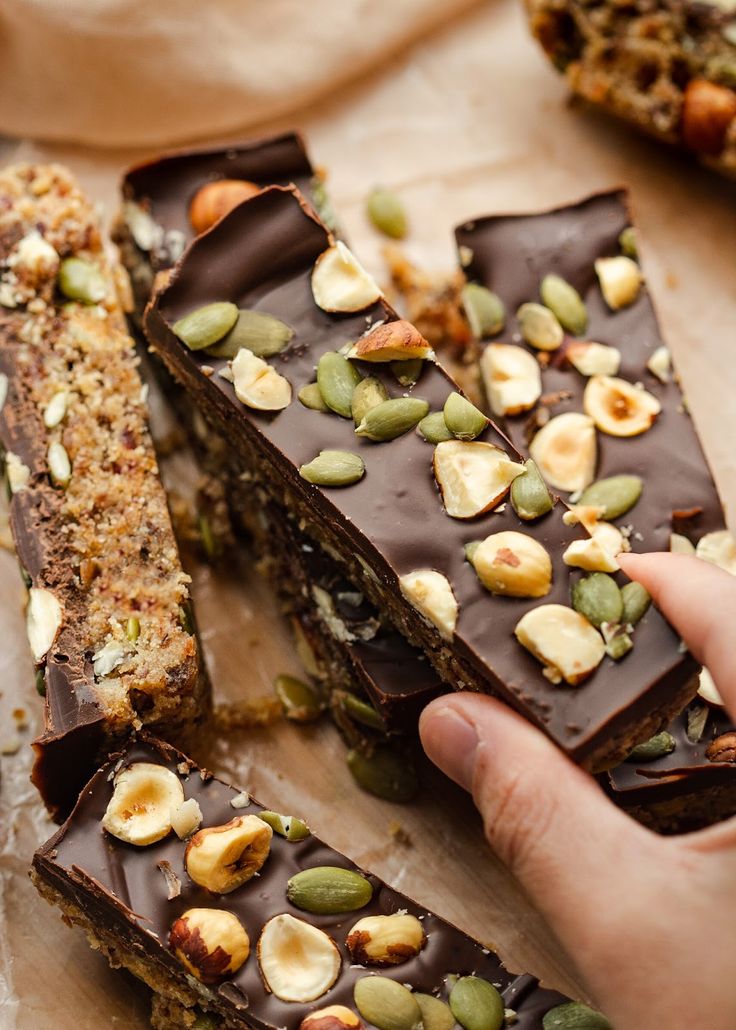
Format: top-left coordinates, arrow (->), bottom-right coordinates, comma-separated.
419,552 -> 736,1030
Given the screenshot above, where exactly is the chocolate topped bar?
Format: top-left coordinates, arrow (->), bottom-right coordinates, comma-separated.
32,735 -> 574,1028
144,185 -> 700,772
0,164 -> 209,818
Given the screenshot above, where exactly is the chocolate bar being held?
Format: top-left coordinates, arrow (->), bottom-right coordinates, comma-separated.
145,184 -> 701,773
0,164 -> 210,819
113,131 -> 324,323
32,735 -> 592,1030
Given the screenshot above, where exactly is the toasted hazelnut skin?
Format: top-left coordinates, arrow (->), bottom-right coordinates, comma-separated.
300,1005 -> 364,1030
706,733 -> 736,764
345,913 -> 426,967
169,908 -> 250,984
185,815 -> 273,894
189,179 -> 262,234
681,79 -> 736,155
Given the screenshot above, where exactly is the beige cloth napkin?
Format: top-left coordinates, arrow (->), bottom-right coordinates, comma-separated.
0,0 -> 476,147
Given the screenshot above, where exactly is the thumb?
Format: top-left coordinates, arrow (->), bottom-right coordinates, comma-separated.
419,693 -> 661,960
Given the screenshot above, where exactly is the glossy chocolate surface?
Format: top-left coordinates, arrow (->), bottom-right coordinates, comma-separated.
145,186 -> 699,765
35,737 -> 567,1027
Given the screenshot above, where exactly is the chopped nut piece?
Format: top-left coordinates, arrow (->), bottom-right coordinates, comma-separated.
346,913 -> 425,966
26,587 -> 62,662
157,860 -> 182,900
563,536 -> 620,573
399,569 -> 458,640
480,343 -> 542,417
646,346 -> 671,384
228,348 -> 291,411
102,762 -> 184,846
528,412 -> 596,493
258,913 -> 341,1002
566,341 -> 621,377
311,241 -> 382,313
515,604 -> 605,685
695,529 -> 736,575
170,908 -> 250,984
92,639 -> 126,677
171,797 -> 203,839
6,451 -> 30,493
469,531 -> 552,598
189,179 -> 262,234
230,791 -> 250,809
348,320 -> 432,362
594,256 -> 642,310
698,668 -> 724,707
433,439 -> 525,519
185,814 -> 272,893
583,375 -> 661,437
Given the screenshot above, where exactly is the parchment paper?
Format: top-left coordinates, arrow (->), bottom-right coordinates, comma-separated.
1,2 -> 735,1026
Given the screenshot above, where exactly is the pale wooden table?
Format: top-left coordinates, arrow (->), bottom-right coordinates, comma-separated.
1,2 -> 735,1025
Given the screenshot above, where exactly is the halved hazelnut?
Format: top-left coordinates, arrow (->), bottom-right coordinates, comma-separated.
26,587 -> 62,663
646,346 -> 671,384
594,256 -> 642,310
698,667 -> 724,707
300,1006 -> 364,1030
469,531 -> 552,598
583,376 -> 661,437
528,412 -> 597,493
189,179 -> 262,235
102,762 -> 184,846
345,913 -> 426,966
480,343 -> 542,417
228,348 -> 291,411
185,815 -> 272,894
566,341 -> 621,378
695,529 -> 736,575
348,320 -> 432,362
258,913 -> 341,1002
433,439 -> 525,519
515,604 -> 605,685
169,907 -> 250,984
399,569 -> 458,640
311,242 -> 382,313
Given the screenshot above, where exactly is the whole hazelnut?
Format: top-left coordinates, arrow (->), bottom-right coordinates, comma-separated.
300,1005 -> 364,1030
189,179 -> 262,234
169,908 -> 250,983
185,815 -> 272,893
345,913 -> 425,966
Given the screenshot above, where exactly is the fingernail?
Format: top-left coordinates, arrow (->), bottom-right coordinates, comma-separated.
419,705 -> 479,792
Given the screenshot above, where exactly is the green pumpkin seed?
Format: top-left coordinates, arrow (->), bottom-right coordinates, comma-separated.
687,704 -> 709,743
415,994 -> 456,1030
578,475 -> 643,519
620,581 -> 651,626
354,976 -> 422,1030
366,187 -> 408,240
311,175 -> 340,232
540,274 -> 587,335
299,450 -> 365,487
517,302 -> 564,351
206,309 -> 294,358
449,975 -> 504,1030
126,616 -> 140,643
35,668 -> 46,697
287,865 -> 373,914
355,397 -> 429,441
418,411 -> 453,444
340,691 -> 384,731
57,257 -> 107,305
347,745 -> 418,802
258,810 -> 310,841
317,352 -> 362,418
464,540 -> 482,563
510,459 -> 553,520
172,301 -> 238,351
391,358 -> 424,387
352,376 -> 390,426
298,383 -> 330,412
542,1001 -> 612,1029
618,227 -> 638,260
274,674 -> 323,722
571,573 -> 623,628
625,731 -> 676,764
443,392 -> 489,441
198,513 -> 218,561
462,283 -> 505,338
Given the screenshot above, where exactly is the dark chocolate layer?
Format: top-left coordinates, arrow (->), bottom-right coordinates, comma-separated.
145,185 -> 697,769
34,736 -> 567,1027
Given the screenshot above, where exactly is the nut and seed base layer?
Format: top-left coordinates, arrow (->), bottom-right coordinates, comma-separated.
32,735 -> 577,1030
525,0 -> 736,177
0,164 -> 209,819
144,183 -> 706,774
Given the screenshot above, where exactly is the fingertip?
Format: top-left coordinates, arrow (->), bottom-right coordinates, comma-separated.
419,699 -> 479,792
